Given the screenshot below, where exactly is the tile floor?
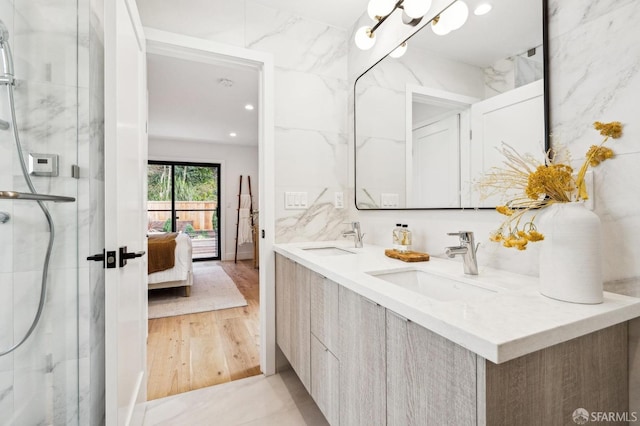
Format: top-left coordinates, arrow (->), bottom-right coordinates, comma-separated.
142,369 -> 329,425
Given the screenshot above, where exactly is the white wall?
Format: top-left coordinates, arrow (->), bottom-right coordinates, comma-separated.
137,0 -> 352,243
148,137 -> 258,261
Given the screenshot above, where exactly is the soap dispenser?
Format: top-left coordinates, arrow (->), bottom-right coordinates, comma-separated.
399,224 -> 412,252
392,223 -> 402,251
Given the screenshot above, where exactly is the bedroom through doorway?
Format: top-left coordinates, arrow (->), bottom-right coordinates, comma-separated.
144,41 -> 262,400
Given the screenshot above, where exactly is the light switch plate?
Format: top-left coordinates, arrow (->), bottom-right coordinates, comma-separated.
380,193 -> 399,208
334,192 -> 344,209
285,191 -> 308,209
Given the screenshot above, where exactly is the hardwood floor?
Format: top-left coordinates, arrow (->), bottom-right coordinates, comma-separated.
146,260 -> 261,401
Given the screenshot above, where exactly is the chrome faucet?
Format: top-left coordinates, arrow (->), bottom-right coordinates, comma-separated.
342,221 -> 365,248
445,231 -> 479,275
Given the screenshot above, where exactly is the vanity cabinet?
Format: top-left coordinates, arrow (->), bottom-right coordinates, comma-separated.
310,275 -> 340,425
386,311 -> 476,425
275,254 -> 311,392
387,311 -> 627,426
339,286 -> 386,426
275,256 -> 629,426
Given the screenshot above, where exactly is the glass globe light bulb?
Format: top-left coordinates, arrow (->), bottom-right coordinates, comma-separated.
354,26 -> 376,50
367,0 -> 396,20
389,42 -> 408,58
431,16 -> 451,36
443,0 -> 469,31
403,0 -> 433,19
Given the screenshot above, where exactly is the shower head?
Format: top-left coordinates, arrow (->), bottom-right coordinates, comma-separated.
0,19 -> 14,84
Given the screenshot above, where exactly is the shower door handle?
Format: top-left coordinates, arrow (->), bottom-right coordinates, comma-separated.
118,246 -> 146,268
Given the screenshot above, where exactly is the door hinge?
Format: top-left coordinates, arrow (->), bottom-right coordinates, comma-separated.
261,229 -> 265,239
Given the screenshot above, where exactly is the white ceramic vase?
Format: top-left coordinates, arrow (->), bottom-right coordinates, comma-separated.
538,202 -> 603,304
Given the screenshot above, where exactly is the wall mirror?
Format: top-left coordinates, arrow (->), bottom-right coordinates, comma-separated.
354,0 -> 548,209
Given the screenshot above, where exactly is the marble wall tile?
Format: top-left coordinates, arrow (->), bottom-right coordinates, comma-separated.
484,58 -> 515,97
547,0 -> 636,40
245,1 -> 347,79
548,2 -> 640,156
275,68 -> 347,134
13,0 -> 78,87
0,272 -> 13,372
274,186 -> 349,243
136,0 -> 245,46
274,128 -> 347,188
0,370 -> 12,423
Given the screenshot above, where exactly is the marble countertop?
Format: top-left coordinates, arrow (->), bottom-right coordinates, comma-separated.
274,241 -> 640,364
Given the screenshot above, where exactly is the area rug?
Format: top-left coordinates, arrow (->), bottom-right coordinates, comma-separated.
148,262 -> 248,319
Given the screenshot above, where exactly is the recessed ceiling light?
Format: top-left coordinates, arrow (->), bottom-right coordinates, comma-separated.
229,132 -> 237,137
218,78 -> 234,87
244,104 -> 254,111
474,3 -> 492,15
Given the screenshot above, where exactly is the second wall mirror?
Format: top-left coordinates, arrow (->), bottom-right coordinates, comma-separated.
354,0 -> 548,210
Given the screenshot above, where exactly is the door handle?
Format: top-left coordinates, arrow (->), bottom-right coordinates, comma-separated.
119,246 -> 146,268
86,249 -> 117,268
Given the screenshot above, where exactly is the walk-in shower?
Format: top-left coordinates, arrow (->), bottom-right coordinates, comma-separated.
0,18 -> 75,356
0,9 -> 85,424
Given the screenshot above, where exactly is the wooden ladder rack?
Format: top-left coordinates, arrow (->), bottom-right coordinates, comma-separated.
234,175 -> 254,263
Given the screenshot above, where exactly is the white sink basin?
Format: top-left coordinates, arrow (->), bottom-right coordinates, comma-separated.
367,268 -> 496,302
302,246 -> 354,256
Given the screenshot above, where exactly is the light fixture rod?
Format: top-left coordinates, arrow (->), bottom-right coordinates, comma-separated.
370,0 -> 404,35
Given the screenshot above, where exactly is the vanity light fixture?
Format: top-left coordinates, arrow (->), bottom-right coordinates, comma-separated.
229,132 -> 237,137
431,0 -> 469,36
355,0 -> 433,52
244,103 -> 254,111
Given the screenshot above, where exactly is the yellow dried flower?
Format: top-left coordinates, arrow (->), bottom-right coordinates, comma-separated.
586,145 -> 614,166
526,230 -> 544,242
514,238 -> 528,250
496,205 -> 514,216
479,120 -> 622,250
525,164 -> 574,201
594,121 -> 622,139
489,232 -> 503,242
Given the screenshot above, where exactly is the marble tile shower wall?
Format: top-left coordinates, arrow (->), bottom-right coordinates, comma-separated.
136,0 -> 351,243
349,0 -> 640,286
0,0 -> 86,424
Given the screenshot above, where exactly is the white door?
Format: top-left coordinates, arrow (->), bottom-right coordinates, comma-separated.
411,115 -> 460,207
104,0 -> 148,424
470,80 -> 544,207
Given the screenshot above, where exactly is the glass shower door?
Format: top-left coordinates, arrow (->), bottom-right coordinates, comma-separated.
0,1 -> 81,424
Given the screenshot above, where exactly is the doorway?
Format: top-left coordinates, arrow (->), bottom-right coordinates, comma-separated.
143,29 -> 274,400
147,161 -> 222,261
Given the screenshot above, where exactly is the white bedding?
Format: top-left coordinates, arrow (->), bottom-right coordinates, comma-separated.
148,232 -> 193,284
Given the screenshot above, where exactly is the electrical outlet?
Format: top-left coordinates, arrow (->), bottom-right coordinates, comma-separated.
334,192 -> 344,209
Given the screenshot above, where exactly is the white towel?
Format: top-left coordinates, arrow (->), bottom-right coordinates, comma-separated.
238,195 -> 253,244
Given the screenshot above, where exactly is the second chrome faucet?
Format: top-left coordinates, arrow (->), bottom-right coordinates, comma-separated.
342,221 -> 365,248
445,231 -> 479,275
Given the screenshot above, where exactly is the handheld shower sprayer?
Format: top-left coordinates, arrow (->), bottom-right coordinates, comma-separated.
0,20 -> 14,85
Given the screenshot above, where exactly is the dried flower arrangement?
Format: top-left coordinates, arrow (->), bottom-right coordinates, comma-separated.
477,121 -> 623,250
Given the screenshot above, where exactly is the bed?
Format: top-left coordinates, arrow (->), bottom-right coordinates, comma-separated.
148,232 -> 193,297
